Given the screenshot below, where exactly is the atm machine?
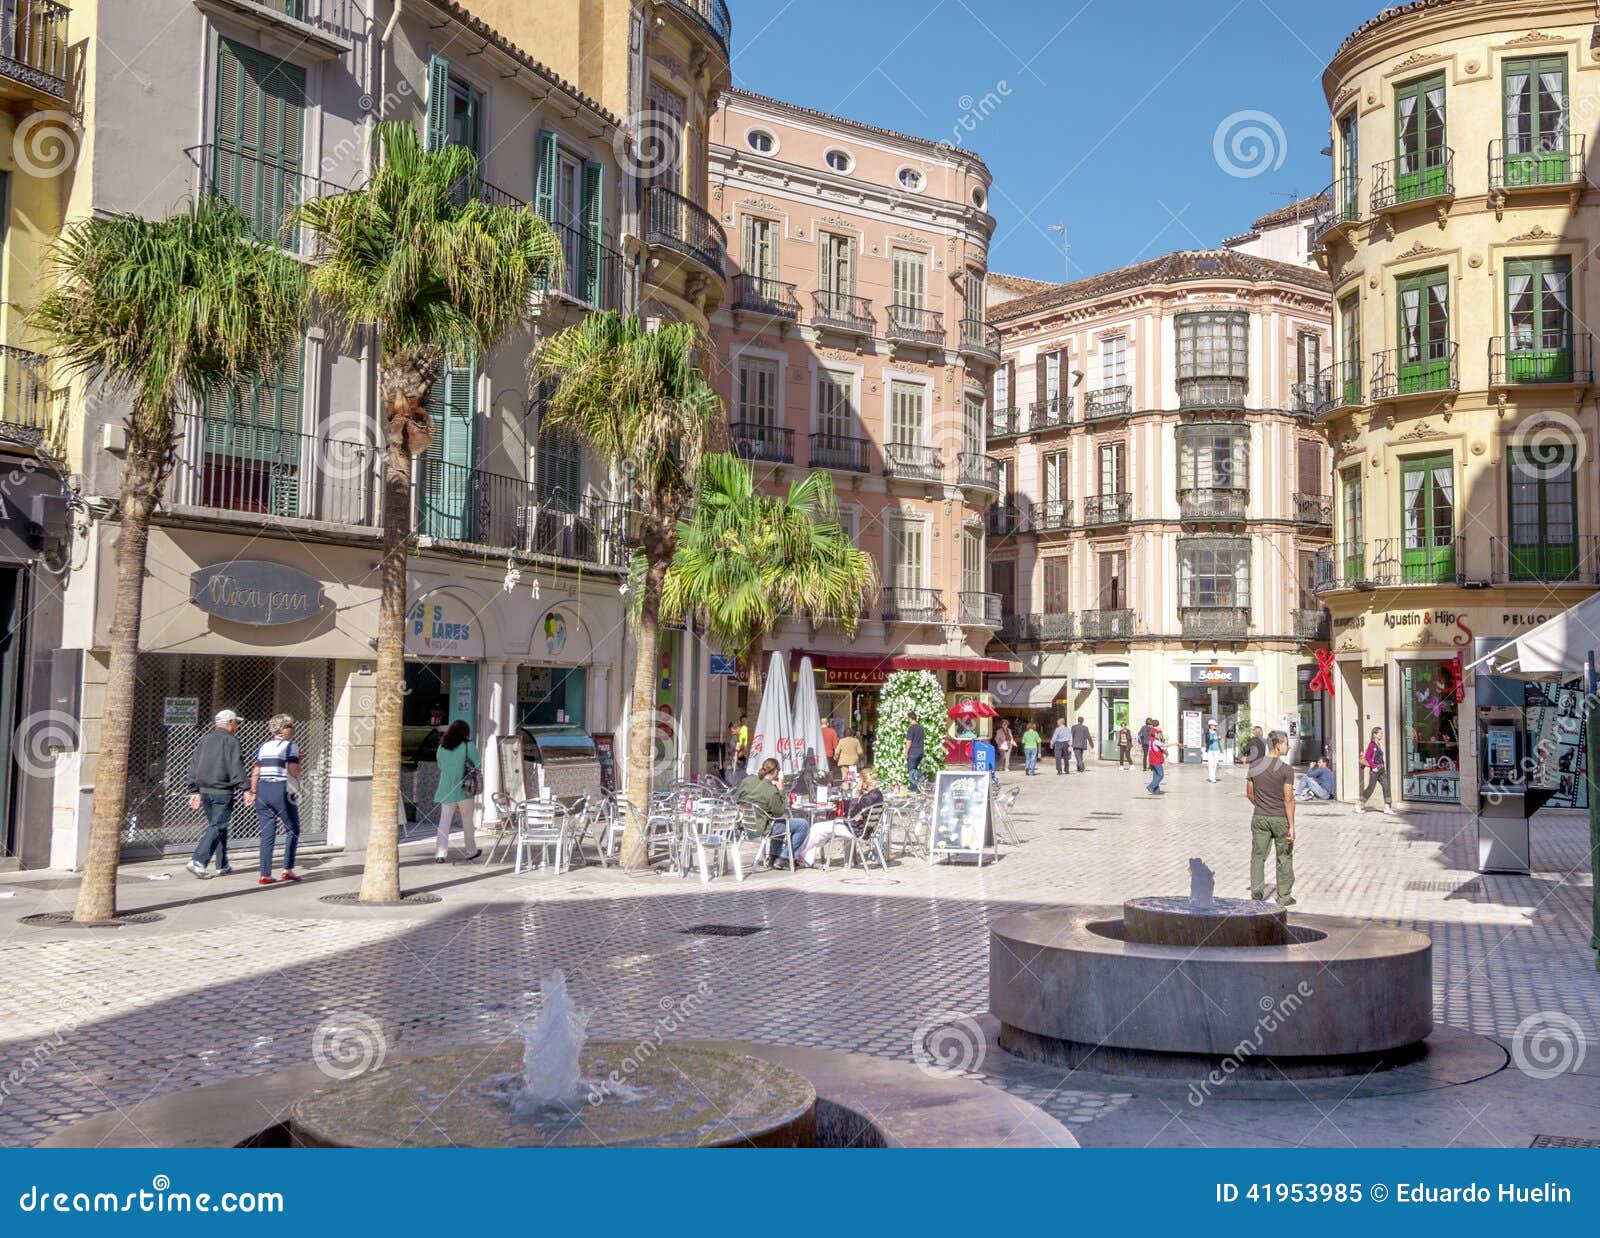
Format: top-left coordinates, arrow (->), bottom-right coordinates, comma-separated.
1475,675 -> 1559,874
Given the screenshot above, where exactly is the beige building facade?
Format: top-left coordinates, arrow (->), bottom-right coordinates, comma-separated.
1313,0 -> 1600,807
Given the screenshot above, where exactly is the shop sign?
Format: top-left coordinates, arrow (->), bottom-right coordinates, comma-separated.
709,653 -> 738,678
408,593 -> 484,659
162,697 -> 199,727
826,667 -> 889,687
190,561 -> 323,627
1071,678 -> 1094,690
1190,665 -> 1240,685
541,610 -> 570,657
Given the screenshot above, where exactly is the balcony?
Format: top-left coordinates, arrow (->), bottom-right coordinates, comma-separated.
415,461 -> 629,568
1370,344 -> 1458,402
1371,535 -> 1459,587
999,612 -> 1077,645
1080,609 -> 1134,642
1290,380 -> 1321,415
1293,608 -> 1332,642
1490,535 -> 1600,586
189,143 -> 353,255
811,290 -> 874,336
535,216 -> 625,312
886,304 -> 945,349
1083,386 -> 1133,421
727,420 -> 793,465
646,185 -> 726,278
732,274 -> 800,320
1029,396 -> 1074,431
988,502 -> 1033,536
1180,606 -> 1250,642
957,451 -> 1001,493
883,441 -> 942,483
959,318 -> 1001,362
1034,499 -> 1073,532
1082,492 -> 1133,527
663,0 -> 732,59
0,0 -> 69,100
1489,334 -> 1594,388
1490,135 -> 1587,195
1311,178 -> 1362,243
960,591 -> 1003,628
882,586 -> 945,624
1314,359 -> 1364,416
0,345 -> 51,450
988,406 -> 1023,438
809,432 -> 870,474
1293,492 -> 1333,528
1177,376 -> 1247,410
1178,488 -> 1247,522
202,0 -> 364,59
1312,543 -> 1367,593
1371,150 -> 1455,214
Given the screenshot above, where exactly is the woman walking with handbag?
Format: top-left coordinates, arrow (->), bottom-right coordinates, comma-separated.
434,720 -> 483,861
1355,725 -> 1396,815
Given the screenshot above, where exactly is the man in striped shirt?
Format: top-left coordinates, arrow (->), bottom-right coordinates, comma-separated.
252,714 -> 303,885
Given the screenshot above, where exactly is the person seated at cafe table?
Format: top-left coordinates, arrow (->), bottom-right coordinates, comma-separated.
801,768 -> 885,867
733,758 -> 811,867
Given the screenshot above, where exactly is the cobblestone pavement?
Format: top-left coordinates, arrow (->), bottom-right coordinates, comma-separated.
1,763 -> 1596,1148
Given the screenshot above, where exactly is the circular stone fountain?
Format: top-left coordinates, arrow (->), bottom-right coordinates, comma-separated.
289,1041 -> 817,1148
990,892 -> 1433,1079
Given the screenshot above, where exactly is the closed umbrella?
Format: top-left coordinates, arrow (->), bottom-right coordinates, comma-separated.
746,650 -> 794,777
790,655 -> 827,778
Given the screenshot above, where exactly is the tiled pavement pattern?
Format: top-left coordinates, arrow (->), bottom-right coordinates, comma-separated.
0,763 -> 1596,1147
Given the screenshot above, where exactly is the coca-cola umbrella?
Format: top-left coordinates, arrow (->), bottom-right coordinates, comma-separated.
947,699 -> 999,721
745,650 -> 795,778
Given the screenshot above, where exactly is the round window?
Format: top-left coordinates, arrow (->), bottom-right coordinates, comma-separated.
972,186 -> 988,210
747,129 -> 776,154
825,148 -> 853,173
898,166 -> 925,191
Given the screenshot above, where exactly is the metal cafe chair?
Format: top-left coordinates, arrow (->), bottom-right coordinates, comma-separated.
843,803 -> 890,872
485,792 -> 523,866
688,804 -> 745,883
515,799 -> 567,873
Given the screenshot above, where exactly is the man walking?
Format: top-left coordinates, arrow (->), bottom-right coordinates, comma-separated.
1117,722 -> 1133,769
1242,725 -> 1267,771
253,713 -> 304,885
1203,719 -> 1223,783
185,709 -> 252,878
1246,730 -> 1296,905
1145,725 -> 1167,794
1070,716 -> 1092,772
1021,721 -> 1042,775
904,711 -> 926,791
1137,718 -> 1152,770
1051,717 -> 1071,775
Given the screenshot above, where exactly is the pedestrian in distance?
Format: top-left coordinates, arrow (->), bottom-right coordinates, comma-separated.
1355,726 -> 1396,815
434,719 -> 483,862
1203,719 -> 1223,783
1137,718 -> 1153,770
253,714 -> 303,885
1145,725 -> 1167,794
1021,720 -> 1042,775
904,711 -> 926,792
1294,758 -> 1336,801
1117,723 -> 1133,769
1050,717 -> 1072,775
1242,726 -> 1267,772
994,719 -> 1014,773
835,726 -> 863,785
1246,730 -> 1297,905
1070,716 -> 1092,772
185,709 -> 253,878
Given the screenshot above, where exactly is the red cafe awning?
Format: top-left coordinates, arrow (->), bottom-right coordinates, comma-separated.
805,653 -> 1017,674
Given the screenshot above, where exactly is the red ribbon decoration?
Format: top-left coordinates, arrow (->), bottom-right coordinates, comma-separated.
1309,647 -> 1336,696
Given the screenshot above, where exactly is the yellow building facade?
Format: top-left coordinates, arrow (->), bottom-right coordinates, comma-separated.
1314,0 -> 1600,808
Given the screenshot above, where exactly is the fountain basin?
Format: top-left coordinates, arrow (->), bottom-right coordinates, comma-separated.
991,906 -> 1432,1078
288,1041 -> 816,1147
1122,896 -> 1287,948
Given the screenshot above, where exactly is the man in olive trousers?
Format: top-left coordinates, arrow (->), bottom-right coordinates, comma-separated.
1245,730 -> 1296,906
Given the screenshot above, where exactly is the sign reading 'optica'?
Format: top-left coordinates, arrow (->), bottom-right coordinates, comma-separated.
190,561 -> 324,627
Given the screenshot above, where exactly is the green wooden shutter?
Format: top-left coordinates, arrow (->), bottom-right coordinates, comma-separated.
201,342 -> 304,516
533,130 -> 559,220
580,159 -> 604,306
419,350 -> 476,540
425,55 -> 451,152
213,39 -> 306,245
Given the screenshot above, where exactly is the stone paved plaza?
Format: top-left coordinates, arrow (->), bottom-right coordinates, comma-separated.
1,762 -> 1597,1148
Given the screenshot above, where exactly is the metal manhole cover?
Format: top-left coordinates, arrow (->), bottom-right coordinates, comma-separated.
19,910 -> 165,928
1405,880 -> 1483,894
1530,1135 -> 1600,1148
681,924 -> 767,937
318,892 -> 444,906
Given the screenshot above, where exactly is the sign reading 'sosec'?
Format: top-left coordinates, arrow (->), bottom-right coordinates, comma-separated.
190,561 -> 324,627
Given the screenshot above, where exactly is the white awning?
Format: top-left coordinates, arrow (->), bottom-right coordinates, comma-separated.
989,678 -> 1069,709
1466,594 -> 1600,675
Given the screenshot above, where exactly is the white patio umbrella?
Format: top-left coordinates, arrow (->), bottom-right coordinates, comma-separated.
746,650 -> 794,777
1467,593 -> 1600,675
790,655 -> 828,779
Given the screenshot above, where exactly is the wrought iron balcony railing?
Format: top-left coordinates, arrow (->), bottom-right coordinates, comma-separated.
1080,609 -> 1134,641
883,441 -> 942,482
988,502 -> 1034,536
1371,150 -> 1455,213
1177,377 -> 1247,409
1293,608 -> 1332,642
0,345 -> 51,449
1490,535 -> 1600,586
959,318 -> 1001,361
988,406 -> 1023,438
1294,492 -> 1333,527
1314,359 -> 1364,415
1034,499 -> 1073,532
0,0 -> 68,98
225,0 -> 368,49
1029,396 -> 1073,431
1290,380 -> 1321,415
1311,177 -> 1362,242
1082,492 -> 1133,526
882,586 -> 945,624
733,274 -> 800,319
535,215 -> 625,311
646,185 -> 726,276
727,420 -> 793,465
957,451 -> 1001,492
1083,386 -> 1133,420
1178,488 -> 1247,521
663,0 -> 732,58
960,591 -> 1003,628
811,290 -> 874,335
1371,535 -> 1459,587
415,461 -> 630,568
1312,543 -> 1366,593
809,432 -> 870,474
1489,333 -> 1594,387
1370,344 -> 1459,401
886,304 -> 945,347
1489,134 -> 1586,194
999,612 -> 1077,645
188,143 -> 353,254
1180,606 -> 1250,642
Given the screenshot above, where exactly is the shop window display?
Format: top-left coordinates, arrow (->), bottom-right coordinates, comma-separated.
1401,659 -> 1461,803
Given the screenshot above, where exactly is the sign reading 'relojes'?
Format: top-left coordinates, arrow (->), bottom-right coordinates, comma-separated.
190,561 -> 324,627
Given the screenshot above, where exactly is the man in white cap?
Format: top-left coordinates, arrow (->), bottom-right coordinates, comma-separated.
185,709 -> 253,878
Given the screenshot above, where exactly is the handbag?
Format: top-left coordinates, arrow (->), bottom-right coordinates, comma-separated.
461,755 -> 483,798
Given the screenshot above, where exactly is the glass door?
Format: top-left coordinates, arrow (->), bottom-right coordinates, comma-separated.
1509,447 -> 1577,580
1397,268 -> 1450,392
1504,57 -> 1568,184
1400,453 -> 1455,583
1337,109 -> 1359,220
818,232 -> 854,315
1341,468 -> 1364,582
1395,74 -> 1447,201
1505,256 -> 1572,382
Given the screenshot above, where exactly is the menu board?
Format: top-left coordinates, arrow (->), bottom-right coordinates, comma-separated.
930,770 -> 993,860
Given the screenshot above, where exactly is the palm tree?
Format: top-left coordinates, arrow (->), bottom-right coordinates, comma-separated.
531,312 -> 720,867
295,120 -> 560,903
31,203 -> 309,922
662,453 -> 878,708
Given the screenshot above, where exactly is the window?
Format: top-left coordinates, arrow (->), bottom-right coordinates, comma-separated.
537,427 -> 582,504
214,39 -> 308,245
1177,425 -> 1247,491
200,341 -> 305,516
991,560 -> 1016,616
1043,557 -> 1069,613
1179,537 -> 1249,608
1175,311 -> 1248,405
1297,332 -> 1321,386
993,364 -> 1010,412
818,232 -> 855,309
1399,452 -> 1455,583
889,380 -> 925,446
533,132 -> 606,305
1296,439 -> 1323,496
824,148 -> 853,173
1336,109 -> 1359,219
1401,661 -> 1461,804
746,128 -> 775,153
898,166 -> 925,191
1395,268 -> 1451,392
737,358 -> 780,426
1097,551 -> 1124,610
1394,74 -> 1447,201
1338,293 -> 1360,370
1503,56 -> 1567,161
417,350 -> 477,538
426,55 -> 481,156
646,84 -> 686,190
972,186 -> 987,210
962,393 -> 985,456
962,528 -> 984,596
888,519 -> 925,590
1340,467 -> 1364,582
965,268 -> 985,321
891,248 -> 927,311
816,370 -> 856,439
1101,335 -> 1127,389
1505,256 -> 1572,380
1043,450 -> 1067,506
1297,550 -> 1320,614
1508,446 -> 1577,579
1098,440 -> 1126,497
741,215 -> 778,282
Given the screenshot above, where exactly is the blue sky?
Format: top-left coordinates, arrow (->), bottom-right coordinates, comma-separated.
729,0 -> 1383,281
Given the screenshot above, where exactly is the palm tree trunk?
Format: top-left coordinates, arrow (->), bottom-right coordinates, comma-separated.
619,516 -> 675,870
360,347 -> 438,903
74,440 -> 165,922
743,636 -> 766,722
